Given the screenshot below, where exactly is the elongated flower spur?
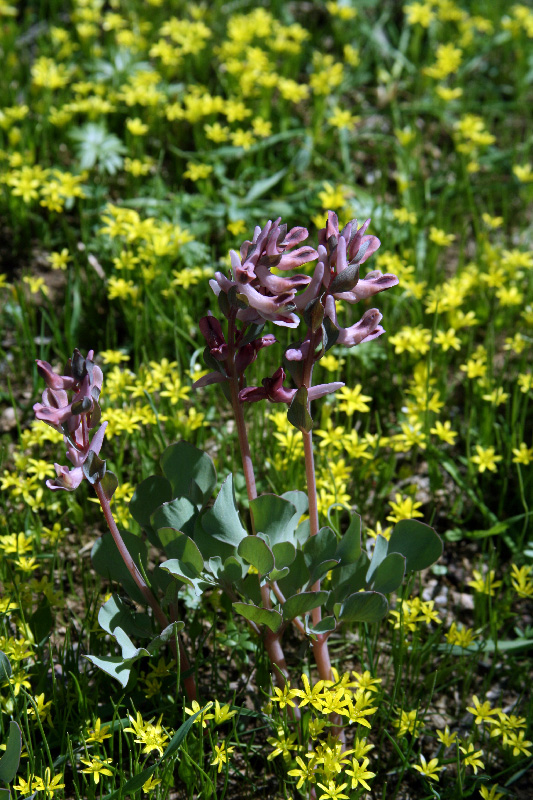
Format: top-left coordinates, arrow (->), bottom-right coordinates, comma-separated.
33,349 -> 108,490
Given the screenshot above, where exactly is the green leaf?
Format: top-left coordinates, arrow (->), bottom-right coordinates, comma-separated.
98,595 -> 152,640
152,496 -> 197,539
91,531 -> 149,606
244,167 -> 287,203
250,494 -> 298,547
369,553 -> 406,594
388,519 -> 443,572
335,514 -> 362,566
100,470 -> 118,501
157,529 -> 204,571
365,535 -> 389,584
84,654 -> 137,688
199,475 -> 247,557
0,652 -> 11,682
239,322 -> 266,347
218,556 -> 247,587
160,559 -> 208,597
287,386 -> 313,432
29,603 -> 53,645
0,721 -> 21,783
129,476 -> 172,534
303,298 -> 325,332
163,705 -> 210,760
160,442 -> 216,507
329,554 -> 370,607
338,591 -> 389,623
233,603 -> 283,632
303,527 -> 337,569
282,591 -> 329,621
306,616 -> 337,635
272,541 -> 296,570
470,521 -> 509,539
308,559 -> 339,585
238,536 -> 275,577
277,550 -> 310,596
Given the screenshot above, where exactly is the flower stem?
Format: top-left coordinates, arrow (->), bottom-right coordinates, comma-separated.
301,328 -> 334,684
94,480 -> 197,701
226,314 -> 291,686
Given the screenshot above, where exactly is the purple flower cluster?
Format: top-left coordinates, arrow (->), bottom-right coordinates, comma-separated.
198,211 -> 398,406
33,350 -> 107,490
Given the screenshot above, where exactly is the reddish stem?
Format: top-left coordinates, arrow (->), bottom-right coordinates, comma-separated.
226,312 -> 292,687
94,480 -> 197,701
301,327 -> 334,685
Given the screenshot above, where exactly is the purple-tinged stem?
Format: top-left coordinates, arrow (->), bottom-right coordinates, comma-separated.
226,313 -> 291,687
94,480 -> 197,701
301,327 -> 334,685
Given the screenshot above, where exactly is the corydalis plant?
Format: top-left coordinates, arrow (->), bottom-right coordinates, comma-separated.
194,211 -> 401,691
34,350 -> 108,491
33,349 -> 197,700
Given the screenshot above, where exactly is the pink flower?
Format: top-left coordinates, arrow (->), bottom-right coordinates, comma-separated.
239,366 -> 343,404
210,218 -> 318,327
33,349 -> 108,491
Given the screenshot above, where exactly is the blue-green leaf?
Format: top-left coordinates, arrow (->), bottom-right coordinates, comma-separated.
303,527 -> 337,569
272,541 -> 296,570
233,603 -> 283,632
388,519 -> 443,572
0,722 -> 21,783
282,591 -> 329,621
129,475 -> 172,535
366,535 -> 389,585
250,494 -> 298,547
157,529 -> 204,573
369,552 -> 406,594
152,497 -> 197,539
238,536 -> 275,577
199,475 -> 247,553
335,514 -> 362,565
306,616 -> 337,635
338,591 -> 389,623
160,442 -> 216,507
91,531 -> 149,605
84,654 -> 137,688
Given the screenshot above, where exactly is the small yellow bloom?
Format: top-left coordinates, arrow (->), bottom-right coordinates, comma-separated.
459,743 -> 484,774
436,725 -> 457,747
429,227 -> 455,246
413,754 -> 442,781
470,445 -> 502,473
468,569 -> 502,596
183,162 -> 213,181
513,164 -> 533,182
227,219 -> 247,236
126,117 -> 148,136
210,741 -> 235,773
386,493 -> 424,524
